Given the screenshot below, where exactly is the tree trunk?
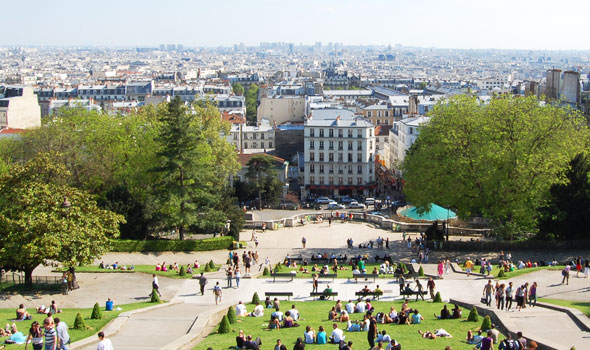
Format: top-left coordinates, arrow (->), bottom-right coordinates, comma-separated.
179,225 -> 185,241
24,266 -> 34,288
258,189 -> 262,211
68,267 -> 79,289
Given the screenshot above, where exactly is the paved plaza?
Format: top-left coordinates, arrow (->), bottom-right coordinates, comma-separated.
4,220 -> 589,349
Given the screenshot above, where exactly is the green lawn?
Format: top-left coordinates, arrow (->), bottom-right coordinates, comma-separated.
456,264 -> 563,280
538,298 -> 590,317
197,300 -> 504,350
265,263 -> 409,280
55,264 -> 221,279
0,302 -> 156,349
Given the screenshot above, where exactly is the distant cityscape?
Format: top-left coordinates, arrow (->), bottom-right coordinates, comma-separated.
2,43 -> 590,198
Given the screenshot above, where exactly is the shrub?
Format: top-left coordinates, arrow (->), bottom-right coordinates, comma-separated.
251,292 -> 260,304
208,260 -> 216,269
497,269 -> 506,278
151,288 -> 161,303
480,315 -> 492,331
398,262 -> 407,274
73,313 -> 87,329
204,264 -> 212,272
218,315 -> 231,334
418,266 -> 425,277
227,306 -> 236,324
467,306 -> 480,322
433,291 -> 442,303
90,302 -> 102,319
179,265 -> 186,276
263,267 -> 270,276
109,237 -> 233,252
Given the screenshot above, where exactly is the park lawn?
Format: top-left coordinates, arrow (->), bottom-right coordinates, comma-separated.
538,298 -> 590,317
196,300 -> 504,350
55,264 -> 221,279
0,301 -> 156,349
489,266 -> 563,280
266,263 -> 407,280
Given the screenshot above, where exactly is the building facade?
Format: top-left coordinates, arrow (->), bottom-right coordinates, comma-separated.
0,86 -> 41,130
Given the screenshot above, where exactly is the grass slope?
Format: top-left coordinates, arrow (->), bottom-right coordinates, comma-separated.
197,300 -> 504,350
55,264 -> 221,279
0,302 -> 155,349
538,298 -> 590,317
265,263 -> 405,280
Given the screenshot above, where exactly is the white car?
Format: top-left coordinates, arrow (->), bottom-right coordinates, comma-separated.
316,197 -> 333,204
348,201 -> 366,209
327,202 -> 345,210
364,198 -> 375,206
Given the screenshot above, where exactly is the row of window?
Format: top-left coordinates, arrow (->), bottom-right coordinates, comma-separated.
309,128 -> 373,138
309,140 -> 372,150
310,152 -> 371,163
366,110 -> 390,117
309,176 -> 365,185
240,141 -> 272,149
308,164 -> 372,175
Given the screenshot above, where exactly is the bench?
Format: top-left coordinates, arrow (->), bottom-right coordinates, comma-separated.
265,291 -> 294,301
355,291 -> 383,300
400,290 -> 428,297
270,273 -> 296,282
310,292 -> 339,300
316,273 -> 337,281
348,274 -> 379,283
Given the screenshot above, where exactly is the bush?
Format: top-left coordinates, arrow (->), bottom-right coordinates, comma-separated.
418,266 -> 425,277
73,313 -> 87,329
497,269 -> 506,278
179,265 -> 186,276
398,262 -> 407,274
218,315 -> 231,334
204,264 -> 212,272
263,267 -> 270,276
480,315 -> 492,331
251,292 -> 260,304
467,306 -> 480,322
151,288 -> 161,303
227,306 -> 236,324
433,291 -> 442,303
109,237 -> 233,252
208,260 -> 216,269
91,302 -> 102,319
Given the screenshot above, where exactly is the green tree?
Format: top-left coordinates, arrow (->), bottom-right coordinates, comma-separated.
245,154 -> 283,210
0,153 -> 124,287
538,153 -> 590,240
480,315 -> 492,331
467,306 -> 479,322
91,303 -> 102,319
403,95 -> 589,239
227,306 -> 236,324
418,82 -> 428,89
232,83 -> 244,96
251,292 -> 260,304
73,313 -> 87,329
218,315 -> 231,334
245,84 -> 259,125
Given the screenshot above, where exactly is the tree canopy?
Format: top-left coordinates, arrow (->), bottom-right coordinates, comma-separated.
245,154 -> 283,210
232,83 -> 244,96
0,153 -> 124,286
402,94 -> 589,239
245,84 -> 259,125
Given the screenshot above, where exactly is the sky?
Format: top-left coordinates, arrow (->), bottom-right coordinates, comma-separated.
2,0 -> 589,50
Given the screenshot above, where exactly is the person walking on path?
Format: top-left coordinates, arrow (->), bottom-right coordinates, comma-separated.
437,261 -> 444,278
464,258 -> 474,277
483,280 -> 494,307
576,256 -> 582,278
426,277 -> 436,300
151,274 -> 161,296
225,267 -> 233,288
25,321 -> 43,350
54,318 -> 70,350
367,314 -> 377,349
414,279 -> 425,301
496,284 -> 505,310
213,282 -> 222,305
312,274 -> 319,293
584,259 -> 590,278
235,266 -> 241,288
505,282 -> 514,311
302,237 -> 307,249
528,282 -> 537,307
96,332 -> 113,350
43,318 -> 57,350
562,265 -> 570,285
198,272 -> 207,295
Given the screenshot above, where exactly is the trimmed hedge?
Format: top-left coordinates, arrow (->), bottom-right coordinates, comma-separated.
109,237 -> 233,252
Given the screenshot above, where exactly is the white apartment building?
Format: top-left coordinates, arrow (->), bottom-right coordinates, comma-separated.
227,119 -> 275,153
303,109 -> 375,197
389,115 -> 430,174
0,86 -> 41,130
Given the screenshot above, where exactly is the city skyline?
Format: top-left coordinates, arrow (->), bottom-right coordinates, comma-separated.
3,0 -> 589,50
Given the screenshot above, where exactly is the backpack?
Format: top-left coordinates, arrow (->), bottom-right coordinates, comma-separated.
501,339 -> 518,350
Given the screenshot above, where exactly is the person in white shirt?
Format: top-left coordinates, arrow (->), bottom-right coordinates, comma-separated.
96,332 -> 113,350
330,323 -> 345,343
271,308 -> 284,321
345,300 -> 355,314
303,326 -> 315,344
250,302 -> 264,317
236,301 -> 248,317
355,300 -> 366,313
289,305 -> 299,321
376,330 -> 391,343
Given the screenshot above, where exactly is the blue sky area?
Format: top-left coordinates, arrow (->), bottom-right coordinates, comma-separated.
3,0 -> 588,50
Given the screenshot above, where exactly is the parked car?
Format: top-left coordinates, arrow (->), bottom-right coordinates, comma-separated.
327,202 -> 345,210
348,201 -> 366,209
391,200 -> 407,207
316,197 -> 333,204
340,196 -> 354,204
364,197 -> 376,206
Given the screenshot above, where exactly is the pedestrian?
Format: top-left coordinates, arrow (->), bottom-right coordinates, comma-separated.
385,237 -> 389,249
54,318 -> 70,350
576,256 -> 582,278
585,259 -> 590,278
505,282 -> 514,311
244,254 -> 251,276
427,277 -> 436,299
235,267 -> 241,288
367,314 -> 377,349
515,285 -> 525,312
496,284 -> 505,310
96,331 -> 113,350
483,280 -> 494,307
254,237 -> 259,248
43,318 -> 57,350
226,267 -> 233,288
414,279 -> 425,301
302,237 -> 307,249
328,217 -> 332,226
312,274 -> 319,293
24,321 -> 43,350
528,282 -> 537,307
262,223 -> 266,232
437,261 -> 444,278
61,273 -> 68,295
198,272 -> 207,296
562,265 -> 570,285
213,282 -> 222,305
151,274 -> 161,296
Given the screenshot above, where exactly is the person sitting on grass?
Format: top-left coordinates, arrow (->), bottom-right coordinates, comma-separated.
304,326 -> 315,344
186,264 -> 193,274
289,305 -> 300,321
271,307 -> 284,322
355,298 -> 367,313
385,338 -> 402,350
236,330 -> 247,349
268,315 -> 280,330
451,304 -> 462,319
434,304 -> 451,320
16,304 -> 32,320
328,307 -> 337,321
345,300 -> 355,314
236,301 -> 248,317
265,297 -> 273,309
36,305 -> 49,314
467,330 -> 484,345
366,299 -> 374,312
346,320 -> 361,332
49,300 -> 62,314
330,323 -> 345,343
244,335 -> 262,350
338,310 -> 350,322
411,309 -> 424,324
316,325 -> 327,344
4,324 -> 26,345
376,330 -> 391,343
418,329 -> 453,339
283,311 -> 297,328
250,302 -> 264,317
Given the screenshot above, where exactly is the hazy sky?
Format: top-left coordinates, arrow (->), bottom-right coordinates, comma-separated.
3,0 -> 588,50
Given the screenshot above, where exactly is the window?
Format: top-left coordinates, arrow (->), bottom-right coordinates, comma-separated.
320,177 -> 325,185
329,141 -> 334,150
329,153 -> 334,162
338,129 -> 343,137
367,111 -> 372,117
329,129 -> 334,137
319,141 -> 324,150
370,129 -> 373,137
253,142 -> 257,148
348,177 -> 353,184
357,153 -> 362,162
348,165 -> 353,174
319,153 -> 324,162
329,177 -> 334,185
338,177 -> 343,185
348,141 -> 353,150
319,165 -> 324,173
338,141 -> 343,150
310,176 -> 315,184
348,154 -> 353,162
385,111 -> 389,117
319,129 -> 324,137
268,141 -> 272,148
338,166 -> 344,174
338,153 -> 343,161
310,164 -> 315,173
310,140 -> 315,149
357,129 -> 363,138
261,133 -> 265,139
260,142 -> 264,149
310,152 -> 315,161
357,141 -> 362,150
348,129 -> 353,138
369,141 -> 373,149
409,127 -> 413,134
357,177 -> 362,185
310,128 -> 315,137
358,165 -> 362,174
329,165 -> 334,173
